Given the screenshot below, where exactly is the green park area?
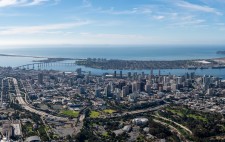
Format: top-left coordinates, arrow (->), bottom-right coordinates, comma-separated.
158,105 -> 225,141
103,109 -> 116,114
60,110 -> 79,118
166,108 -> 184,117
102,131 -> 109,137
187,114 -> 208,122
90,111 -> 100,118
166,107 -> 208,122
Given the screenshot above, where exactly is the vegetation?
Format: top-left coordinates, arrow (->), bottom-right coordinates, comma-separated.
60,110 -> 79,118
187,114 -> 208,122
76,58 -> 216,70
103,109 -> 116,114
102,131 -> 109,137
10,102 -> 23,111
166,108 -> 184,117
159,105 -> 225,141
75,110 -> 181,142
38,125 -> 49,141
166,107 -> 208,122
22,122 -> 38,137
90,111 -> 100,118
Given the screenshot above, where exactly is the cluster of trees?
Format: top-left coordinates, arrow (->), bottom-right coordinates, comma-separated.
75,110 -> 182,142
112,100 -> 165,112
128,100 -> 165,111
159,105 -> 225,141
10,102 -> 23,111
76,58 -> 212,70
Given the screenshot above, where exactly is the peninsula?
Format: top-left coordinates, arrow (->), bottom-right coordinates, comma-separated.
0,53 -> 43,58
217,51 -> 225,54
75,58 -> 225,70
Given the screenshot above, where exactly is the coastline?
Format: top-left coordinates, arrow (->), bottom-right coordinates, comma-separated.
2,53 -> 225,70
75,58 -> 225,70
0,53 -> 45,58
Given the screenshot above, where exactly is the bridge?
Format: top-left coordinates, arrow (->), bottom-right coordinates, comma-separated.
15,62 -> 77,70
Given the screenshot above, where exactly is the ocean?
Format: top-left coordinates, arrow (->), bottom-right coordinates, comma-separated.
1,45 -> 225,78
1,45 -> 225,61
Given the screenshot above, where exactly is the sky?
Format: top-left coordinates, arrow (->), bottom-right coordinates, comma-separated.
0,0 -> 225,46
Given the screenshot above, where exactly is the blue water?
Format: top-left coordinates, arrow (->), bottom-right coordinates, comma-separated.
37,64 -> 225,79
0,45 -> 225,78
1,45 -> 225,61
0,56 -> 36,67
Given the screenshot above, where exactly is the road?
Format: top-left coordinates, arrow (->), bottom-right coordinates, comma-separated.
153,119 -> 188,142
20,79 -> 31,104
153,113 -> 193,135
10,77 -> 67,121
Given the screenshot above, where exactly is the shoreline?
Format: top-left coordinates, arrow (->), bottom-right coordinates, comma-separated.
0,53 -> 45,58
75,58 -> 225,70
2,53 -> 225,70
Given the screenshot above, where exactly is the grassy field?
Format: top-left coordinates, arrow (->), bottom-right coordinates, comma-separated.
166,108 -> 184,117
187,114 -> 208,122
166,107 -> 208,122
103,109 -> 116,114
102,132 -> 109,137
60,110 -> 79,118
90,111 -> 100,118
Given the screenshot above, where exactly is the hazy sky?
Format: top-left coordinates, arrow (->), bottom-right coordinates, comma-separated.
0,0 -> 225,46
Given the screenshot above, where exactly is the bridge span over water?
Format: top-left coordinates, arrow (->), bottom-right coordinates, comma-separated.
15,62 -> 77,70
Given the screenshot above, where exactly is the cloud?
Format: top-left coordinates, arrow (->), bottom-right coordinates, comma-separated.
0,13 -> 24,17
176,1 -> 222,15
215,23 -> 225,26
80,33 -> 150,39
0,32 -> 156,46
0,21 -> 90,35
79,1 -> 153,15
82,0 -> 92,8
24,0 -> 48,6
94,20 -> 124,27
161,14 -> 208,28
78,32 -> 160,45
171,16 -> 206,27
153,15 -> 165,20
106,8 -> 138,15
0,0 -> 55,7
98,6 -> 152,15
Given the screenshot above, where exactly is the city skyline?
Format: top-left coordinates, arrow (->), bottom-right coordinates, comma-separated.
0,0 -> 225,46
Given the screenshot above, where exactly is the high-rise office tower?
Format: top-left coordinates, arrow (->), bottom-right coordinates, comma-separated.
120,71 -> 123,78
114,71 -> 117,78
38,73 -> 43,84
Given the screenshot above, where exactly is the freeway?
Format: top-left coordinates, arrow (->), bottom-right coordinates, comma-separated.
153,113 -> 193,135
10,77 -> 67,121
153,119 -> 187,142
